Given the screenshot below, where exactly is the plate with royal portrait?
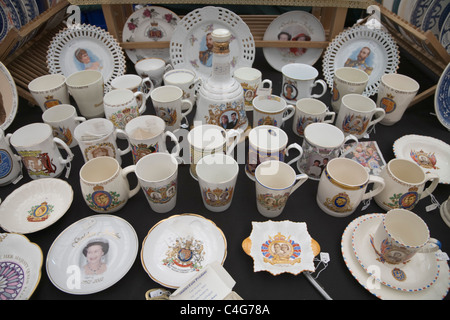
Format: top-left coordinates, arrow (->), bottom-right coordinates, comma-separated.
122,5 -> 180,63
141,213 -> 227,288
169,6 -> 255,81
262,11 -> 326,71
47,24 -> 126,92
322,24 -> 400,97
46,215 -> 138,295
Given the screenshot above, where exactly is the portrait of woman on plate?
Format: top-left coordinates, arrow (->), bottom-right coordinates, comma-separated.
82,239 -> 109,276
74,48 -> 103,71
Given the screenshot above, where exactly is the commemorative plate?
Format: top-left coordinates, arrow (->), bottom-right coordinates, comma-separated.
0,61 -> 18,130
435,63 -> 450,130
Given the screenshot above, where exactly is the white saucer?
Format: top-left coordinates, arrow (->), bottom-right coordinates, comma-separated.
352,213 -> 440,292
440,198 -> 450,228
342,213 -> 449,299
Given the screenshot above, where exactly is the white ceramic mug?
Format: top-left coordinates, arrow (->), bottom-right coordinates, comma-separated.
9,123 -> 74,179
111,74 -> 154,100
124,115 -> 180,164
150,85 -> 193,132
252,94 -> 295,128
0,129 -> 22,186
187,124 -> 241,180
128,152 -> 179,213
281,63 -> 327,102
371,209 -> 441,264
331,67 -> 369,112
79,156 -> 139,213
42,104 -> 86,148
374,158 -> 440,211
104,88 -> 146,130
255,160 -> 308,218
233,67 -> 272,110
28,74 -> 70,112
73,118 -> 131,165
196,154 -> 239,212
293,98 -> 336,137
163,68 -> 201,106
66,70 -> 105,119
297,122 -> 358,180
135,57 -> 173,87
336,94 -> 385,138
377,73 -> 420,126
316,157 -> 385,217
246,125 -> 303,180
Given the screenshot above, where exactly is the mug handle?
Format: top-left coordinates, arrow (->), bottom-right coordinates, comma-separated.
75,116 -> 86,124
419,172 -> 440,200
256,79 -> 273,97
323,111 -> 336,124
290,173 -> 309,194
165,131 -> 181,157
418,238 -> 441,253
282,105 -> 296,123
368,107 -> 386,127
142,76 -> 154,98
121,165 -> 140,199
286,143 -> 303,166
165,63 -> 174,72
340,134 -> 358,157
181,99 -> 193,119
225,129 -> 241,155
134,91 -> 146,114
53,137 -> 74,164
115,128 -> 131,156
310,79 -> 327,99
361,175 -> 385,201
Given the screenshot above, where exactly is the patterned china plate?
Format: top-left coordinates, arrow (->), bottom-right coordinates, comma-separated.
0,233 -> 43,300
342,214 -> 449,299
323,24 -> 399,97
0,61 -> 18,130
170,6 -> 255,81
141,214 -> 227,288
435,63 -> 450,130
122,6 -> 180,63
421,0 -> 450,40
440,13 -> 450,53
46,215 -> 138,295
393,134 -> 450,184
262,11 -> 326,71
0,179 -> 73,234
47,24 -> 126,92
242,220 -> 318,276
351,213 -> 440,292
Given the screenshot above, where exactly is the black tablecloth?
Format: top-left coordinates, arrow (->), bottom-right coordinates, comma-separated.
1,48 -> 449,302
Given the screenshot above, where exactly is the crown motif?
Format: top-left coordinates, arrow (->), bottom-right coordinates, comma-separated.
93,185 -> 104,191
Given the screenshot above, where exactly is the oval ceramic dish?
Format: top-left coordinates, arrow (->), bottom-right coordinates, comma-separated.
46,215 -> 138,295
0,233 -> 43,300
141,213 -> 227,288
0,178 -> 73,234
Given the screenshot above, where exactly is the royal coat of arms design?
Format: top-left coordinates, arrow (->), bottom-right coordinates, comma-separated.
163,236 -> 205,272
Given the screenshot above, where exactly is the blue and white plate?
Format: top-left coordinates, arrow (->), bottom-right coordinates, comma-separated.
0,0 -> 22,43
22,0 -> 39,23
411,0 -> 435,28
440,13 -> 450,53
422,0 -> 450,39
435,63 -> 450,131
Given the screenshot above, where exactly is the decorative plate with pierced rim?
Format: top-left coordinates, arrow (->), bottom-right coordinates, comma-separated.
122,5 -> 180,64
169,6 -> 255,81
47,24 -> 126,92
322,24 -> 399,97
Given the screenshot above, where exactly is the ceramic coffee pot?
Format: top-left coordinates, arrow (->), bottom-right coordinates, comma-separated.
195,28 -> 248,133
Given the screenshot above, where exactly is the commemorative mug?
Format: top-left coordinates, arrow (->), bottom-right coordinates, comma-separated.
246,125 -> 303,180
163,68 -> 201,106
103,88 -> 146,130
255,160 -> 308,218
293,98 -> 336,137
0,129 -> 22,186
336,94 -> 385,138
377,73 -> 420,126
79,156 -> 139,213
374,158 -> 439,211
73,118 -> 131,165
233,67 -> 272,110
150,85 -> 193,132
281,63 -> 327,102
42,104 -> 86,148
9,123 -> 74,179
252,94 -> 295,128
128,152 -> 179,213
316,157 -> 385,217
196,154 -> 239,212
297,122 -> 358,180
111,74 -> 154,100
187,124 -> 241,180
135,57 -> 173,87
28,74 -> 70,112
124,115 -> 180,164
331,67 -> 369,112
66,70 -> 104,118
371,209 -> 441,264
